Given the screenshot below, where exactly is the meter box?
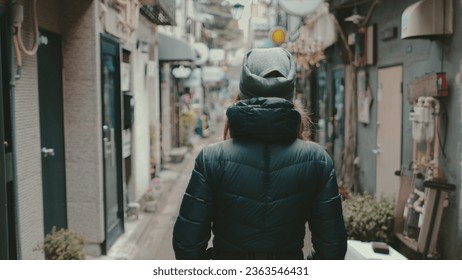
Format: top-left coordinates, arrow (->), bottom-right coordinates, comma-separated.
407,72 -> 448,104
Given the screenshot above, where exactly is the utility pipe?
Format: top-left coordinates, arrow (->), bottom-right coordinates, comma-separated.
425,97 -> 441,180
412,188 -> 426,213
412,100 -> 418,173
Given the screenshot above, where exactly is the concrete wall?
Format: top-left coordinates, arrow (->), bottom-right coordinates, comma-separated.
147,36 -> 161,180
130,16 -> 154,202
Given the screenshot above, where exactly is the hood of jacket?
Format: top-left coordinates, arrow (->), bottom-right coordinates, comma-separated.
226,97 -> 301,143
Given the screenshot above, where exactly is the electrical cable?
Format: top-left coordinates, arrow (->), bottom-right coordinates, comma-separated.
13,0 -> 39,69
436,102 -> 448,159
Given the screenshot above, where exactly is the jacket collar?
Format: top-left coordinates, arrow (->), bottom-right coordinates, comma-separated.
226,97 -> 301,143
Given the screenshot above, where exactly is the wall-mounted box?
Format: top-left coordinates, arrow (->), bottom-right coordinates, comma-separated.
407,73 -> 448,103
401,0 -> 453,39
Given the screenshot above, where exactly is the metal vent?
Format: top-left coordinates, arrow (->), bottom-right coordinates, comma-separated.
140,0 -> 176,26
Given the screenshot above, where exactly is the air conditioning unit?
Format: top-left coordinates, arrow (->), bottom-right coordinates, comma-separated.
401,0 -> 453,39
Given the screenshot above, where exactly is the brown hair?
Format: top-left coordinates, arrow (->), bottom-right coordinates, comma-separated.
223,95 -> 311,141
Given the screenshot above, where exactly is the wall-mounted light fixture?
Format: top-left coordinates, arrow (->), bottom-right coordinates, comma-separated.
231,3 -> 244,20
172,65 -> 192,79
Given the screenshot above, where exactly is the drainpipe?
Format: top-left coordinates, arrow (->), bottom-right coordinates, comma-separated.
8,0 -> 21,259
433,97 -> 441,179
424,97 -> 441,180
411,100 -> 418,173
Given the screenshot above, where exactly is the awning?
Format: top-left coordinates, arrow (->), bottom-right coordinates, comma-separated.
157,33 -> 195,62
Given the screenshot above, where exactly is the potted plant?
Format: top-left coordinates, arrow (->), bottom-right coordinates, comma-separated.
35,227 -> 86,260
342,193 -> 397,246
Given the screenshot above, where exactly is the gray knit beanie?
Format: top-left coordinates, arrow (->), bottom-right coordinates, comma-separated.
239,47 -> 296,100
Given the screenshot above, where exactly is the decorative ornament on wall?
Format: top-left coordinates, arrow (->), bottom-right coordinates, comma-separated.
100,0 -> 141,41
113,0 -> 141,39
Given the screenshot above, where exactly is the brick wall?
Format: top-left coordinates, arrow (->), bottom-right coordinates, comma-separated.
4,0 -> 104,258
9,0 -> 46,259
61,0 -> 104,256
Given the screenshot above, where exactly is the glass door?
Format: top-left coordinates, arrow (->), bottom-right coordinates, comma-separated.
100,34 -> 124,252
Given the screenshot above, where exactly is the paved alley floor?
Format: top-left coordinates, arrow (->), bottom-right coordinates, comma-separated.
91,123 -> 225,260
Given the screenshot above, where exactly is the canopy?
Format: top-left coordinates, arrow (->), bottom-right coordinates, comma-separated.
157,33 -> 195,62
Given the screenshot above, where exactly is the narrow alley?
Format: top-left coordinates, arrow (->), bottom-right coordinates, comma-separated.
95,118 -> 314,260
2,0 -> 462,263
95,121 -> 227,260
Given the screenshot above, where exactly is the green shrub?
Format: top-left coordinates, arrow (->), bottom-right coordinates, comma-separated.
35,227 -> 86,260
342,193 -> 396,245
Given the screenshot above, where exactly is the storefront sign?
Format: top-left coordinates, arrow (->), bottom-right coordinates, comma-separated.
270,27 -> 286,46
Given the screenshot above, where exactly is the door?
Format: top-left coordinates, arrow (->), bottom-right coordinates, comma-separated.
332,68 -> 345,175
0,9 -> 7,259
1,9 -> 17,260
37,29 -> 67,234
376,66 -> 403,200
100,34 -> 124,252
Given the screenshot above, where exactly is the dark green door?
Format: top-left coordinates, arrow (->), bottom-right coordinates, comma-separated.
1,9 -> 17,260
100,34 -> 124,252
37,29 -> 67,234
0,30 -> 6,258
0,9 -> 9,259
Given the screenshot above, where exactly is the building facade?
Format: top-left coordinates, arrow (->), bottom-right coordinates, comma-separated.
0,0 -> 179,259
290,0 -> 462,259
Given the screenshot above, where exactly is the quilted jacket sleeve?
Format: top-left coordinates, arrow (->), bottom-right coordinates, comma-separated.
172,150 -> 214,260
307,156 -> 347,260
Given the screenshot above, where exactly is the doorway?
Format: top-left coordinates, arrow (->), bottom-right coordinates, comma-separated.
376,66 -> 403,199
100,34 -> 124,252
332,68 -> 345,175
314,64 -> 329,151
37,29 -> 67,235
1,8 -> 17,260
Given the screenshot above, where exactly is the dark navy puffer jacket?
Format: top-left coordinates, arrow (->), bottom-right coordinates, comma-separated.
173,97 -> 347,260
